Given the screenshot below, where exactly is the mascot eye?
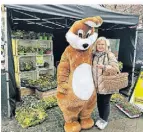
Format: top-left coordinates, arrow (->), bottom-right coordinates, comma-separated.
77,29 -> 84,38
86,33 -> 90,38
79,33 -> 82,38
86,30 -> 92,38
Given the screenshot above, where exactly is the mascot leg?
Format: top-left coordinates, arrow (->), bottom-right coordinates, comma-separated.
57,99 -> 82,132
63,112 -> 81,132
79,92 -> 96,129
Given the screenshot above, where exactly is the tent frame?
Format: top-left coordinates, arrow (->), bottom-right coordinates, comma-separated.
12,9 -> 74,29
129,30 -> 138,95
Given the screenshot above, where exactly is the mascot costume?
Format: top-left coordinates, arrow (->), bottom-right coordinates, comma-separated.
57,16 -> 103,132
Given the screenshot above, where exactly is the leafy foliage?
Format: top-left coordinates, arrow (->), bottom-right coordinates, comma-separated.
15,95 -> 57,128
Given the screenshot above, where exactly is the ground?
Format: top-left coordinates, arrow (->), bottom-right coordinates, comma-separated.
1,103 -> 143,132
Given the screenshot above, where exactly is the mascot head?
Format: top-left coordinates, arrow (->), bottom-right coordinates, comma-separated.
66,16 -> 103,50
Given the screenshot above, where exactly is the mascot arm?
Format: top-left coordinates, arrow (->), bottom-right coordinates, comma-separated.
57,48 -> 70,94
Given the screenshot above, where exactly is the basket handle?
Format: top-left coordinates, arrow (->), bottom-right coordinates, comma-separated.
103,53 -> 121,75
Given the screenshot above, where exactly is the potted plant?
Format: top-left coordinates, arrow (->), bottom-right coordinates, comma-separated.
21,79 -> 29,87
44,62 -> 49,68
39,33 -> 43,40
24,62 -> 33,71
20,62 -> 25,71
43,33 -> 47,40
37,47 -> 44,55
23,31 -> 29,39
16,30 -> 24,39
28,79 -> 41,89
11,30 -> 16,39
38,82 -> 48,92
29,31 -> 36,39
51,80 -> 57,89
47,33 -> 53,40
18,45 -> 25,55
45,48 -> 52,54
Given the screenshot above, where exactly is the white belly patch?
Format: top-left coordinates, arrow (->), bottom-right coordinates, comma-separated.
72,63 -> 95,100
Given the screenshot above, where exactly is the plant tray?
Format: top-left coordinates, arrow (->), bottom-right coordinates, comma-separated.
36,87 -> 57,92
116,103 -> 142,118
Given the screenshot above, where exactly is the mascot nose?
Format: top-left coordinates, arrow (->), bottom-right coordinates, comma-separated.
83,44 -> 88,49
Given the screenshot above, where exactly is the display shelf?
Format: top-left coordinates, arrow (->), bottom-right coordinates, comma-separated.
12,39 -> 53,56
38,67 -> 53,71
18,53 -> 37,57
12,38 -> 55,95
20,70 -> 37,73
17,53 -> 53,57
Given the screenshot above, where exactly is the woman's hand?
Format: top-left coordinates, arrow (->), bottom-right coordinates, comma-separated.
96,64 -> 105,69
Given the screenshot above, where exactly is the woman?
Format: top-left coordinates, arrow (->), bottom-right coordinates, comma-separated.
92,37 -> 119,130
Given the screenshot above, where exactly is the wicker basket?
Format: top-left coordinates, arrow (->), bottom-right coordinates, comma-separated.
102,72 -> 128,93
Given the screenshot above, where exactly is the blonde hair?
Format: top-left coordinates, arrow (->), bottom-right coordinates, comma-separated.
92,37 -> 111,52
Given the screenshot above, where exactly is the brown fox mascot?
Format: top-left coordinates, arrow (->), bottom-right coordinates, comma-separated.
57,16 -> 103,132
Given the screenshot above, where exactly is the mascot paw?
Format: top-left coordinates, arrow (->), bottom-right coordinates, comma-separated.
64,121 -> 81,132
80,118 -> 94,129
57,92 -> 66,99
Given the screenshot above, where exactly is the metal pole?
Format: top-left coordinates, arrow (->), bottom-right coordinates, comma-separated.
4,7 -> 11,117
128,29 -> 138,96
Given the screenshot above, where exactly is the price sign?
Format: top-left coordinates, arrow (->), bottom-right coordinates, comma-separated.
36,55 -> 44,66
130,67 -> 143,111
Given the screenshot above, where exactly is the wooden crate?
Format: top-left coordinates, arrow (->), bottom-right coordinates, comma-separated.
20,87 -> 35,97
35,89 -> 56,99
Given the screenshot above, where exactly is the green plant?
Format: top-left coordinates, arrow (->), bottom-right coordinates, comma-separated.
51,80 -> 57,88
42,96 -> 57,108
25,46 -> 36,53
28,80 -> 35,86
110,93 -> 126,103
37,47 -> 44,55
47,33 -> 53,40
15,95 -> 48,128
118,61 -> 123,71
24,62 -> 33,71
19,62 -> 25,71
15,107 -> 48,128
116,101 -> 142,116
18,45 -> 25,54
13,30 -> 24,39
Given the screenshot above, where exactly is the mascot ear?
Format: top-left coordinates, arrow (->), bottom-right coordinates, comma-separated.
82,16 -> 103,27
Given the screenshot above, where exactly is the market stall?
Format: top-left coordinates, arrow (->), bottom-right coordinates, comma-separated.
2,4 -> 139,118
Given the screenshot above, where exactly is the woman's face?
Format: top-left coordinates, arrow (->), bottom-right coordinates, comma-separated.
96,40 -> 106,52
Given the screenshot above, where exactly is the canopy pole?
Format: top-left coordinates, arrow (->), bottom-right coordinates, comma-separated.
128,29 -> 138,96
4,6 -> 11,117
